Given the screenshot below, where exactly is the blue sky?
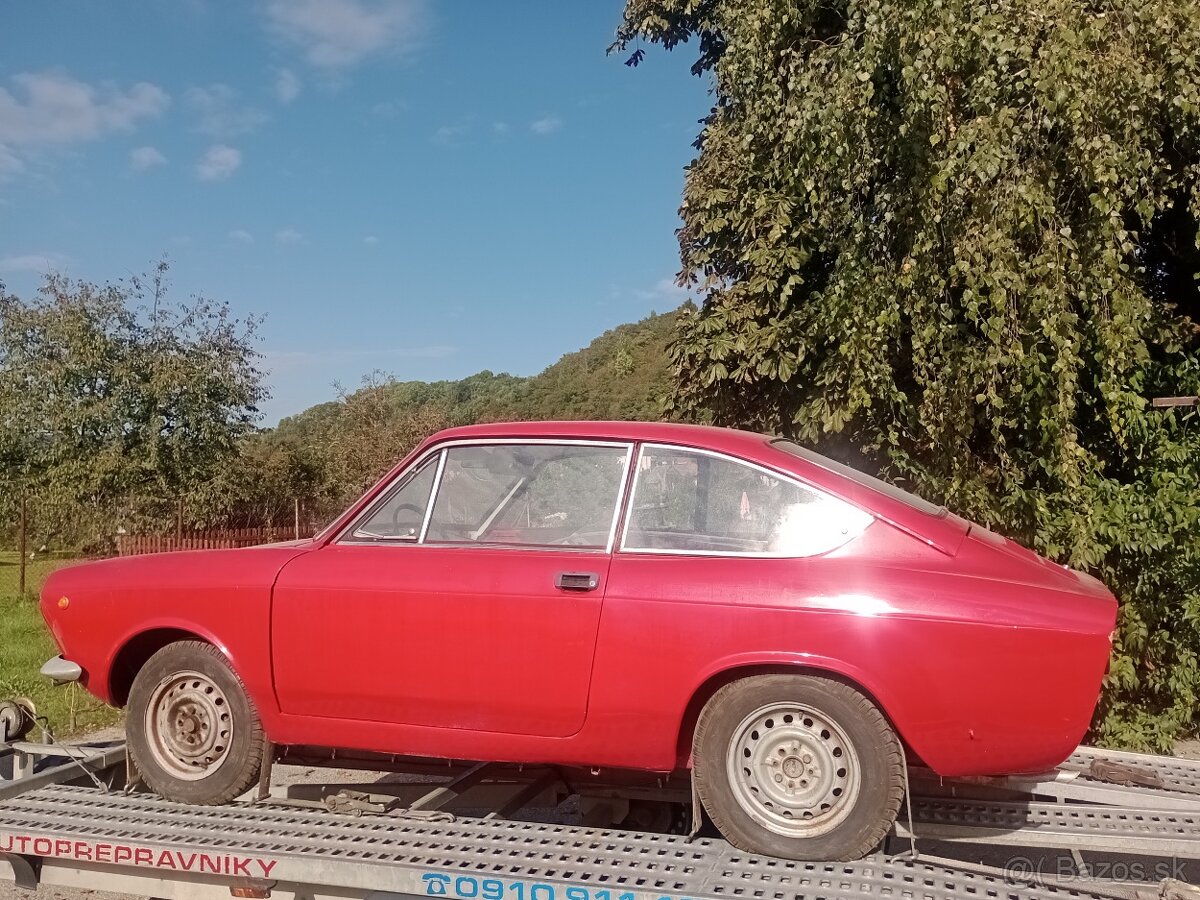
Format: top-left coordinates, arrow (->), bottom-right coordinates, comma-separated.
0,2 -> 709,423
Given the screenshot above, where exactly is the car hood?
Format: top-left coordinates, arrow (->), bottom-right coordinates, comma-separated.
41,541 -> 318,602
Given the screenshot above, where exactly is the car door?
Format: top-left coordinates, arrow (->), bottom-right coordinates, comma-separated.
271,439 -> 633,738
588,443 -> 879,738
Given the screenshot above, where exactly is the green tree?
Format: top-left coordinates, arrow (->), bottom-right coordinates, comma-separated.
209,431 -> 324,530
314,372 -> 452,512
617,0 -> 1200,748
0,262 -> 266,548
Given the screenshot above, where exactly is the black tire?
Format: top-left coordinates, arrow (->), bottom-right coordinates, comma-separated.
693,674 -> 903,860
126,640 -> 264,805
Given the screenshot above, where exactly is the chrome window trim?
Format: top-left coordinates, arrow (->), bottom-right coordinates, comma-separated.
339,437 -> 635,552
371,541 -> 610,555
604,445 -> 635,554
417,449 -> 448,543
618,442 -> 873,559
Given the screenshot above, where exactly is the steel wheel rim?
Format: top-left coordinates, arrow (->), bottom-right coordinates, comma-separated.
144,669 -> 233,781
725,701 -> 861,838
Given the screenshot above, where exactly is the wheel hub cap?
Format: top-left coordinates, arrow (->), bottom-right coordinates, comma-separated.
145,671 -> 233,781
726,702 -> 861,838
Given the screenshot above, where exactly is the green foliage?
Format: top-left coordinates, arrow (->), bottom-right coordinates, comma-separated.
264,310 -> 681,525
290,372 -> 454,517
207,429 -> 325,530
0,262 -> 267,549
486,310 -> 681,422
617,0 -> 1200,748
0,553 -> 121,735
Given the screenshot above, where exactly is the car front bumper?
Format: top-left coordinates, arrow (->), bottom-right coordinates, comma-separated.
40,655 -> 82,685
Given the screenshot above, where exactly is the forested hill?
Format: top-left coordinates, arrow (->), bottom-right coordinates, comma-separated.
274,307 -> 681,439
251,308 -> 683,516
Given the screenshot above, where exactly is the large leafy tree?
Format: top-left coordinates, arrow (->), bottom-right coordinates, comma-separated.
616,0 -> 1200,748
0,263 -> 266,547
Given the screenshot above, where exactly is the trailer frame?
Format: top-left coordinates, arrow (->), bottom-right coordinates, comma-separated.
3,731 -> 1200,900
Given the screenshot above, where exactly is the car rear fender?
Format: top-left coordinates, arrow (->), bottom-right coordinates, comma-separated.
673,652 -> 918,769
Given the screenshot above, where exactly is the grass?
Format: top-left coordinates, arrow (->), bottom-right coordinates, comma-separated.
0,550 -> 122,736
0,549 -> 76,597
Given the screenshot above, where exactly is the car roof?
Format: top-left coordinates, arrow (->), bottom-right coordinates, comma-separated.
430,420 -> 774,455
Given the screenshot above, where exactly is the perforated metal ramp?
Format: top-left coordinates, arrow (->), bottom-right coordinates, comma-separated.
908,797 -> 1200,856
1068,747 -> 1200,795
0,785 -> 1127,900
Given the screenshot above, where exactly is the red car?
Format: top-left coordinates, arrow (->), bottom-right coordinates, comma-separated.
39,421 -> 1117,860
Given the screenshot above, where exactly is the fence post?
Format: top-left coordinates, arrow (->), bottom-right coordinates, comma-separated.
294,498 -> 301,540
176,498 -> 184,546
18,497 -> 27,596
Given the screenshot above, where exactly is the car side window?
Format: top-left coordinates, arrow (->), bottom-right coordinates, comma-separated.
351,455 -> 440,541
622,446 -> 872,556
424,443 -> 628,548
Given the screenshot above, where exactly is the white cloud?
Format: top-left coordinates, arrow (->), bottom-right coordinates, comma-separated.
228,229 -> 255,244
432,122 -> 470,144
492,121 -> 510,136
129,145 -> 166,170
363,235 -> 378,244
187,84 -> 268,137
0,144 -> 22,179
196,144 -> 242,181
0,252 -> 68,273
0,71 -> 168,146
274,68 -> 301,104
635,276 -> 689,303
530,116 -> 562,136
275,227 -> 304,245
370,99 -> 406,118
262,343 -> 456,375
264,0 -> 427,68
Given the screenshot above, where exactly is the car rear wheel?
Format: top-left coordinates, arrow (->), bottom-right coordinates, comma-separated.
126,641 -> 263,804
693,674 -> 903,860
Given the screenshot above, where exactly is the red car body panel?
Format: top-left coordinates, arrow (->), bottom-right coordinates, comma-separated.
40,421 -> 1117,778
270,544 -> 609,735
40,543 -> 312,710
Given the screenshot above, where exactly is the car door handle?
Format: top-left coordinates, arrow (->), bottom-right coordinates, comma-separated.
555,572 -> 600,592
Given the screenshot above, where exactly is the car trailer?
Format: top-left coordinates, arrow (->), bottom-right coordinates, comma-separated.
2,705 -> 1199,900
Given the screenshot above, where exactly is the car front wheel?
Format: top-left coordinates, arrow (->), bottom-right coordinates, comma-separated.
693,674 -> 903,860
126,640 -> 264,805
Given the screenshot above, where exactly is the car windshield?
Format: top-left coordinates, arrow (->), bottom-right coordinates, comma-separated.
772,440 -> 946,517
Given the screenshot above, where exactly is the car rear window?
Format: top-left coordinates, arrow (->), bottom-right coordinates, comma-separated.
772,440 -> 946,517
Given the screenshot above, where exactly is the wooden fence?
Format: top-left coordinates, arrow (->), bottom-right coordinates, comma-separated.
115,526 -> 315,557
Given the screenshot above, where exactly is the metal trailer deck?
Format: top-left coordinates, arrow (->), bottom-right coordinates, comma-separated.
2,732 -> 1200,900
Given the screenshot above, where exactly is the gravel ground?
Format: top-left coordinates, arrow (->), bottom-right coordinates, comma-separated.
4,732 -> 1200,899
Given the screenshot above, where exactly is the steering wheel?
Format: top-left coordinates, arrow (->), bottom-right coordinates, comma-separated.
390,502 -> 424,538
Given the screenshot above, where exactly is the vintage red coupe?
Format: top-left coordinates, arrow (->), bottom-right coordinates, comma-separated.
39,421 -> 1116,860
